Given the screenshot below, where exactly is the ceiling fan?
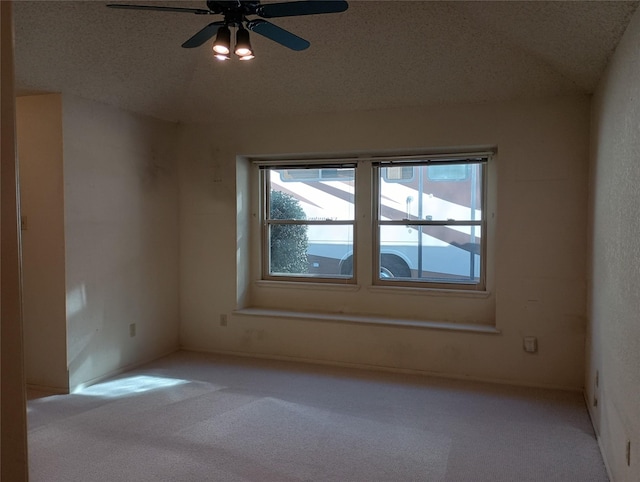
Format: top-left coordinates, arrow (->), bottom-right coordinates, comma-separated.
106,0 -> 349,60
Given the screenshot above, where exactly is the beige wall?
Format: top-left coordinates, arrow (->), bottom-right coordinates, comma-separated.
588,7 -> 640,481
17,94 -> 68,391
178,95 -> 590,390
17,94 -> 181,392
63,95 -> 181,390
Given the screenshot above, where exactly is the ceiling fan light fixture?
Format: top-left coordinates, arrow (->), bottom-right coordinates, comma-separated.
235,27 -> 253,57
239,54 -> 255,61
212,25 -> 231,55
107,0 -> 351,57
214,53 -> 231,61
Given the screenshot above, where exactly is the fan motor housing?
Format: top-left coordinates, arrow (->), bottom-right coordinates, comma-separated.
207,0 -> 260,17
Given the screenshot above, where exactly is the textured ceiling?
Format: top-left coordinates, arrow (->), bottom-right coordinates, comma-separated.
13,0 -> 639,123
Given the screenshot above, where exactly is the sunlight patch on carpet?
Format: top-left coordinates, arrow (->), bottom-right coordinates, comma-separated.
77,375 -> 189,398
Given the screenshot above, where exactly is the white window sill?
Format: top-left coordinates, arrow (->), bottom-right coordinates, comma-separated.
233,308 -> 500,334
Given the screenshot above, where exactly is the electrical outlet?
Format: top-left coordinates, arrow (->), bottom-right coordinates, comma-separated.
129,323 -> 136,337
219,314 -> 228,327
523,336 -> 537,353
626,440 -> 631,466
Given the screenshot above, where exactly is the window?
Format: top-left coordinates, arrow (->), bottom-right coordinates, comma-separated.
259,153 -> 489,290
262,164 -> 356,280
375,159 -> 486,289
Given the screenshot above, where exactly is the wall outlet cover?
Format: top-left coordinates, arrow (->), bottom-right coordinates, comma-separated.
523,336 -> 538,353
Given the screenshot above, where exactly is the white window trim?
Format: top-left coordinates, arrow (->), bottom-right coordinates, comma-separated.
256,151 -> 492,290
372,158 -> 488,291
247,148 -> 497,328
233,307 -> 501,334
259,162 -> 358,284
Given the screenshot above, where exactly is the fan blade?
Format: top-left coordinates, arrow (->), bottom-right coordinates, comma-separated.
258,1 -> 348,18
182,22 -> 224,48
247,19 -> 309,51
106,4 -> 211,15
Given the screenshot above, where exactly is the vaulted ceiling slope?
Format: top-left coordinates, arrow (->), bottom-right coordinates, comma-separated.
14,0 -> 639,123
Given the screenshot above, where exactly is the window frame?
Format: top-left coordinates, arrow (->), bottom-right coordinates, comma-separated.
373,156 -> 488,291
256,152 -> 491,291
260,162 -> 358,284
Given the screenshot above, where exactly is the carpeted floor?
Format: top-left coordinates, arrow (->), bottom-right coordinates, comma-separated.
27,351 -> 608,481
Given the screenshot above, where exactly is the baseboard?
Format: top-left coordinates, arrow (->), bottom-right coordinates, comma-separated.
71,347 -> 180,392
26,383 -> 69,395
596,432 -> 614,482
583,390 -> 614,482
179,345 -> 583,392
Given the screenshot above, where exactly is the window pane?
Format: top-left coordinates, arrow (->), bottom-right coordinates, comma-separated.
379,163 -> 482,222
428,164 -> 468,181
269,224 -> 353,278
270,168 -> 355,221
382,166 -> 414,182
379,225 -> 481,283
